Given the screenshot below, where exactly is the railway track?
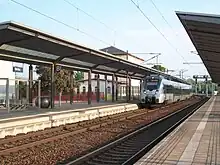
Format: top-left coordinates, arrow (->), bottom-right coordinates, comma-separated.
0,100 -> 189,156
0,97 -> 202,165
61,97 -> 208,165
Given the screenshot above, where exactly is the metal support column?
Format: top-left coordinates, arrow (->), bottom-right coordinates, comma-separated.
104,75 -> 107,101
26,81 -> 29,104
50,64 -> 55,109
140,79 -> 143,100
119,85 -> 122,100
15,80 -> 19,100
212,83 -> 214,96
38,80 -> 41,108
70,71 -> 74,104
28,65 -> 33,106
6,78 -> 10,113
126,73 -> 129,102
128,76 -> 131,101
205,77 -> 208,97
116,76 -> 118,101
123,86 -> 125,99
195,78 -> 198,95
112,74 -> 115,102
96,74 -> 100,103
88,69 -> 92,105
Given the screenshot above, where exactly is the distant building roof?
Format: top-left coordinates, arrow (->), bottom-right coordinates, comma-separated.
100,46 -> 144,62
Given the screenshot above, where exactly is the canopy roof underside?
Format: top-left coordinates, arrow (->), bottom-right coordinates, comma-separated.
177,11 -> 220,83
0,21 -> 186,83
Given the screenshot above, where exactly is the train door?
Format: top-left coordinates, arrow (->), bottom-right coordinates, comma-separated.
163,83 -> 169,104
160,83 -> 166,103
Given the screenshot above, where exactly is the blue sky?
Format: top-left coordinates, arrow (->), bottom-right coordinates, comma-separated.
1,0 -> 220,79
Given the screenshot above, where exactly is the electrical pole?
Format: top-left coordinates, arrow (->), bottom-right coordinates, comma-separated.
178,69 -> 188,79
139,53 -> 161,66
193,75 -> 210,96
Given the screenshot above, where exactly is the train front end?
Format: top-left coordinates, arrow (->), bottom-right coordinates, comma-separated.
140,75 -> 162,105
141,90 -> 160,104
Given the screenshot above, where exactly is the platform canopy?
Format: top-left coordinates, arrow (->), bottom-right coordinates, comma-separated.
0,21 -> 186,83
177,11 -> 220,83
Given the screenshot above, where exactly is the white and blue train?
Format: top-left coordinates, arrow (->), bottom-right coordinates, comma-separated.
140,75 -> 192,106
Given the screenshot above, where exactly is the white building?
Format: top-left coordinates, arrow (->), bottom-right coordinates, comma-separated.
77,46 -> 144,100
0,61 -> 15,83
101,46 -> 144,87
0,61 -> 15,99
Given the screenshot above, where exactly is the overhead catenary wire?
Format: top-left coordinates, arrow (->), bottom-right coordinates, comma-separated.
63,0 -> 116,33
149,0 -> 194,58
10,0 -> 112,46
62,0 -> 117,45
149,0 -> 175,32
129,0 -> 191,66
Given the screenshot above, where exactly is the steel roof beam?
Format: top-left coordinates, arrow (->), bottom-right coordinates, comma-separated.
0,21 -> 186,84
91,61 -> 118,69
0,35 -> 33,46
55,52 -> 90,63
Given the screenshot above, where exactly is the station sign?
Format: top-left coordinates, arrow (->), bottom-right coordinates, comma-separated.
13,66 -> 23,73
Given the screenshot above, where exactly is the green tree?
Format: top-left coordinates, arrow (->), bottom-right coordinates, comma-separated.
35,66 -> 82,94
186,78 -> 195,84
75,71 -> 84,81
35,66 -> 51,92
18,81 -> 27,99
152,65 -> 166,72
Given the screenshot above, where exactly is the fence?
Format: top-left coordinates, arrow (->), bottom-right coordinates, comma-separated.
32,86 -> 140,103
0,78 -> 41,112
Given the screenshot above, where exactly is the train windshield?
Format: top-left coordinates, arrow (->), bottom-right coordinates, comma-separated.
145,76 -> 161,90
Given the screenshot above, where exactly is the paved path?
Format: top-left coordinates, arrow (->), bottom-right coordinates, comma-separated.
135,96 -> 220,165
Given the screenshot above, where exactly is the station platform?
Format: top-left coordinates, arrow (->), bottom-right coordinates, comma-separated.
135,96 -> 220,165
0,100 -> 138,120
0,100 -> 139,138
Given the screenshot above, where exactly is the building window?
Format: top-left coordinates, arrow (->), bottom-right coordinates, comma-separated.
107,86 -> 111,94
82,86 -> 86,93
77,87 -> 80,94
